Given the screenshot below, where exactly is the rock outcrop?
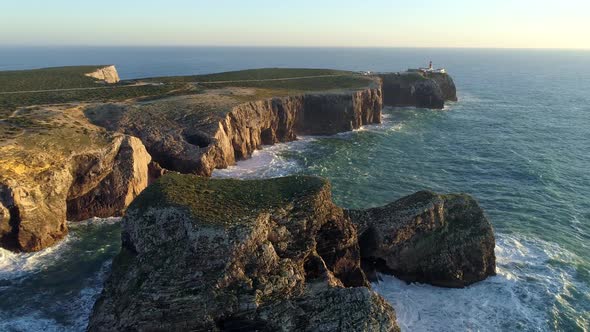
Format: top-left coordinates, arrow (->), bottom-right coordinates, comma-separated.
379,71 -> 457,109
347,191 -> 496,288
85,65 -> 120,84
0,135 -> 151,252
88,174 -> 400,332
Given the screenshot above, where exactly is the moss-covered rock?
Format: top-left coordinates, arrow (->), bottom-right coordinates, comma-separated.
88,174 -> 400,332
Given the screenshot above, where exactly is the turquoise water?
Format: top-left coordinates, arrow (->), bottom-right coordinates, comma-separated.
1,48 -> 589,331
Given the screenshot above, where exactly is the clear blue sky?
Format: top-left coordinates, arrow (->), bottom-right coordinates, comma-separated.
2,0 -> 589,48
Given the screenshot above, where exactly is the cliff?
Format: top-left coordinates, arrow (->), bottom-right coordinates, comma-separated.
379,71 -> 457,109
84,65 -> 120,84
0,105 -> 151,252
86,86 -> 382,176
88,174 -> 400,332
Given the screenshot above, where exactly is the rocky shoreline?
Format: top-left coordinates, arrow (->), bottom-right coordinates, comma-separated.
87,174 -> 495,331
0,66 -> 495,331
1,68 -> 458,252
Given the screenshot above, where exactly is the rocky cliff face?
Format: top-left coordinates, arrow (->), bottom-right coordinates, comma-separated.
0,135 -> 151,252
88,87 -> 383,177
201,88 -> 382,176
426,72 -> 458,102
379,72 -> 457,109
347,191 -> 496,288
84,65 -> 120,84
88,174 -> 400,332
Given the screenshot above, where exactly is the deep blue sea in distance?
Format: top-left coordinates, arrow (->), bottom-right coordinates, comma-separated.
0,47 -> 589,331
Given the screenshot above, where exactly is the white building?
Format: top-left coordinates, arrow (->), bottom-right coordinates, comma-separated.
419,61 -> 446,74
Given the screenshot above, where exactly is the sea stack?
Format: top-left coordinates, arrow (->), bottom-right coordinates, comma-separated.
347,191 -> 496,288
88,174 -> 401,332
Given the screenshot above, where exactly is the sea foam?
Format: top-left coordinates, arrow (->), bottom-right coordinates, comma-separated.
373,234 -> 587,332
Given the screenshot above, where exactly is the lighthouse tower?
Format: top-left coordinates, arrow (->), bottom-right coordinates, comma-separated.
429,61 -> 433,70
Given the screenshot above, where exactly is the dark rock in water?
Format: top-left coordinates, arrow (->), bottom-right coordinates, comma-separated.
347,191 -> 496,288
88,174 -> 400,332
379,72 -> 457,109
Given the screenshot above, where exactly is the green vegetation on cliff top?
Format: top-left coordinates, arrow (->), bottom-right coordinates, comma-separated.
0,65 -> 107,92
150,68 -> 353,83
130,173 -> 327,226
0,67 -> 374,118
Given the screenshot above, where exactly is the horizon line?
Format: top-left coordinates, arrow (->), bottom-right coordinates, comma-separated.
1,44 -> 590,51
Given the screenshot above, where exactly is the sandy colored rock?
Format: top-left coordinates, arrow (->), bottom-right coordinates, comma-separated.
0,105 -> 151,252
84,65 -> 120,84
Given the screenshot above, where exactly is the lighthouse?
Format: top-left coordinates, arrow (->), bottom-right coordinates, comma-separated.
429,61 -> 433,70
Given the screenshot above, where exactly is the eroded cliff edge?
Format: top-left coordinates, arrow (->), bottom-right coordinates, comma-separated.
0,105 -> 151,251
85,86 -> 382,177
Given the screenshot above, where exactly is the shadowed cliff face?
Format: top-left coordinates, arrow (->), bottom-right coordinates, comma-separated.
88,174 -> 400,332
347,191 -> 496,288
202,88 -> 382,176
379,72 -> 457,109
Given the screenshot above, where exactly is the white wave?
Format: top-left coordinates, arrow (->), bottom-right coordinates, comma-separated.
213,136 -> 316,179
373,234 -> 587,332
69,216 -> 121,228
0,237 -> 73,282
0,259 -> 112,332
212,116 -> 406,180
0,217 -> 120,282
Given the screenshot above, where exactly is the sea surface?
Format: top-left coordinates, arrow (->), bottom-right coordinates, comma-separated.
0,47 -> 589,331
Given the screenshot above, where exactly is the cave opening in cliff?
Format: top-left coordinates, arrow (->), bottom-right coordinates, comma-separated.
184,131 -> 212,148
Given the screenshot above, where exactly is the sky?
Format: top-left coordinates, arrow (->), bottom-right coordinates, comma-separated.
2,0 -> 590,49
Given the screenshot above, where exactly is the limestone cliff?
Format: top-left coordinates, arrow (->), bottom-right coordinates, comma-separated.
84,65 -> 120,84
86,87 -> 383,177
0,106 -> 151,252
88,174 -> 400,332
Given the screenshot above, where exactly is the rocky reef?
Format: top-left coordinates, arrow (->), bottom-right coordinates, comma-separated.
379,71 -> 457,109
347,191 -> 496,288
88,174 -> 400,332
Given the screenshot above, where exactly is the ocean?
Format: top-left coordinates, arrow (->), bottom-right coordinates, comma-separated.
0,47 -> 589,331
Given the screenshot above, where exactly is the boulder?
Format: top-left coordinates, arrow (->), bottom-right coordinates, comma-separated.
347,191 -> 496,288
88,174 -> 400,332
